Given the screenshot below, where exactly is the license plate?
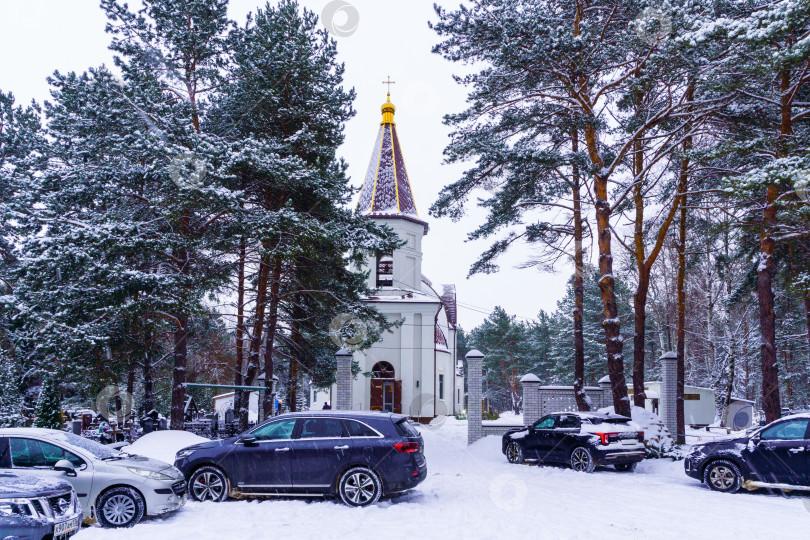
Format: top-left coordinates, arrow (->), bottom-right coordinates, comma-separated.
54,516 -> 80,536
621,439 -> 637,445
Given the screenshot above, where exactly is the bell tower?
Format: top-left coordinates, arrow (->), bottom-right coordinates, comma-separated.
356,83 -> 428,292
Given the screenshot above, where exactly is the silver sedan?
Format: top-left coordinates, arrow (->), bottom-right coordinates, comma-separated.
0,428 -> 186,528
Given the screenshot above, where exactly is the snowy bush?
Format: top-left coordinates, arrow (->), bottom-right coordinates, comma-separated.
598,405 -> 679,459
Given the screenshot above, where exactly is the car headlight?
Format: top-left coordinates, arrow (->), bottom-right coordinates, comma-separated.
0,498 -> 32,516
127,468 -> 175,481
175,449 -> 195,460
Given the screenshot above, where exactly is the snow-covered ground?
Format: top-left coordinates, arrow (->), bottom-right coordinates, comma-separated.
75,418 -> 810,540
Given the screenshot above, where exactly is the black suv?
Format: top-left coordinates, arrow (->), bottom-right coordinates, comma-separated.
174,411 -> 426,506
502,412 -> 646,472
685,413 -> 810,493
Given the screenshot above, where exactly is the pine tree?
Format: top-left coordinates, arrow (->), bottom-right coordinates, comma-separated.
469,307 -> 534,413
211,0 -> 398,426
34,376 -> 62,430
688,0 -> 810,422
429,0 -> 722,416
0,354 -> 22,427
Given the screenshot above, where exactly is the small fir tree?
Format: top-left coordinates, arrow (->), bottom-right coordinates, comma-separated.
34,376 -> 62,429
0,357 -> 22,427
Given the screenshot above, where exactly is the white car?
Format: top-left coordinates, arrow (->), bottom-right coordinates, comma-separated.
0,428 -> 186,528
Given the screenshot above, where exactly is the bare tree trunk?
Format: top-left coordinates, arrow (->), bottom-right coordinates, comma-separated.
572,127 -> 589,411
675,144 -> 689,445
170,314 -> 188,430
126,359 -> 136,396
142,350 -> 154,414
803,294 -> 810,352
631,128 -> 648,408
632,266 -> 650,407
240,253 -> 271,430
757,68 -> 794,424
758,192 -> 781,424
586,130 -> 630,416
262,255 -> 282,418
233,238 -> 246,426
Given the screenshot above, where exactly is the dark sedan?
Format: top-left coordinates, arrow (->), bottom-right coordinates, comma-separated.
685,413 -> 810,493
174,411 -> 426,506
502,412 -> 646,472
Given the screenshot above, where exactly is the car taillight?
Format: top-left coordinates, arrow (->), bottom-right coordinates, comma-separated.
594,432 -> 619,445
393,442 -> 420,453
637,431 -> 645,441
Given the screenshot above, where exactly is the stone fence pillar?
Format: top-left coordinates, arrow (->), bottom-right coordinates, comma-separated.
466,349 -> 484,445
598,375 -> 612,410
519,374 -> 541,426
335,348 -> 353,410
659,351 -> 678,438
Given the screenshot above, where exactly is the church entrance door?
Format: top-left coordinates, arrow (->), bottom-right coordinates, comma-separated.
370,362 -> 402,414
370,379 -> 402,414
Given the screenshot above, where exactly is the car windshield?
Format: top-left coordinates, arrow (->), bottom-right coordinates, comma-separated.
49,431 -> 122,460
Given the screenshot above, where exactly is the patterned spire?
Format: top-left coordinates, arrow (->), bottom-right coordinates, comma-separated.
356,95 -> 419,217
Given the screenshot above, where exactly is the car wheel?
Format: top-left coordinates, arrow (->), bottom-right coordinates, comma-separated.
96,487 -> 145,528
189,466 -> 229,502
614,462 -> 637,472
703,459 -> 742,493
506,442 -> 524,464
338,466 -> 382,507
570,447 -> 596,473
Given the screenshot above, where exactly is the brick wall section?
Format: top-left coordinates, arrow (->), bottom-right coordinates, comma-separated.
335,349 -> 353,411
466,350 -> 484,445
523,385 -> 613,418
482,424 -> 523,437
659,352 -> 678,438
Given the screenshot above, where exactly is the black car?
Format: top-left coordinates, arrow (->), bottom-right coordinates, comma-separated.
0,470 -> 83,540
502,412 -> 646,472
174,411 -> 426,506
685,413 -> 810,493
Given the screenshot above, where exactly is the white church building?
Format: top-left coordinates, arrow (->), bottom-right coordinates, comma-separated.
320,92 -> 462,422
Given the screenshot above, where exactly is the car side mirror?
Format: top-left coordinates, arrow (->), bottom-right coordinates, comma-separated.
53,459 -> 77,477
238,435 -> 258,446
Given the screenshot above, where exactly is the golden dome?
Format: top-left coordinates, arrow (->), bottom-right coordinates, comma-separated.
381,96 -> 396,124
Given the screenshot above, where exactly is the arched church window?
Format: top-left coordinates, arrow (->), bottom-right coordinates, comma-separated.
376,254 -> 393,287
371,361 -> 395,379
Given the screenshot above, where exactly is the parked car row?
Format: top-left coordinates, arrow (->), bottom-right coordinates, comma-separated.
3,409 -> 808,537
503,410 -> 810,496
0,411 -> 426,537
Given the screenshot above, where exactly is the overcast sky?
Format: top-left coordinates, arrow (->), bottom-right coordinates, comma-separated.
0,0 -> 572,329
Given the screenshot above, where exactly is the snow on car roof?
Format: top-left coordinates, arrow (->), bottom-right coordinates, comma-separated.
0,427 -> 120,459
274,410 -> 403,419
779,412 -> 810,421
551,411 -> 630,420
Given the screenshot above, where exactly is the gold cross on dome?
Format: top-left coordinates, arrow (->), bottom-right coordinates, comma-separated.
382,76 -> 395,99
